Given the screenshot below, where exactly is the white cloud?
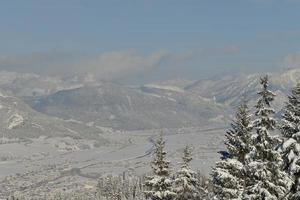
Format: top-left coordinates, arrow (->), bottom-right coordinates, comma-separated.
84,50 -> 169,80
0,50 -> 170,79
0,46 -> 240,81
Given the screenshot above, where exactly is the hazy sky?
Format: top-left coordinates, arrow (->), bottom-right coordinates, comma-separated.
1,0 -> 300,83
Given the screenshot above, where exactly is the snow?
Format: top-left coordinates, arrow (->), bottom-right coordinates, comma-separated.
0,91 -> 8,98
244,76 -> 291,199
288,150 -> 296,163
144,92 -> 164,99
144,84 -> 184,93
282,138 -> 297,150
7,113 -> 24,129
126,95 -> 133,109
65,118 -> 83,124
31,123 -> 45,131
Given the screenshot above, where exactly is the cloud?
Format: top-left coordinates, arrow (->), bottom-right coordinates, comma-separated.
0,50 -> 170,79
0,45 -> 240,82
78,46 -> 239,80
83,50 -> 170,80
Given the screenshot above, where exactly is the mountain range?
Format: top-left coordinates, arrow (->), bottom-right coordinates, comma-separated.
1,68 -> 300,198
0,68 -> 299,138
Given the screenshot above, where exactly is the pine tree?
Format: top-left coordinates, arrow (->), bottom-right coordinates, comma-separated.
144,133 -> 176,200
174,146 -> 205,200
280,83 -> 300,199
225,102 -> 253,163
212,102 -> 253,200
243,75 -> 291,200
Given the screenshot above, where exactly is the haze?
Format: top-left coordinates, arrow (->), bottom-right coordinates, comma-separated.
1,0 -> 300,83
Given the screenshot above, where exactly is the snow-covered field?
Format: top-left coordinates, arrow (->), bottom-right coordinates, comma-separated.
0,126 -> 225,198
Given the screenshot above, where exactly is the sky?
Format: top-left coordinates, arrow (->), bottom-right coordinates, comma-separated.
1,0 -> 300,83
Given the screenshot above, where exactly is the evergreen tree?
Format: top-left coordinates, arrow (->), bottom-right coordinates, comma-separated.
225,102 -> 253,163
174,146 -> 205,200
144,133 -> 176,200
243,75 -> 291,200
212,102 -> 253,200
280,83 -> 300,199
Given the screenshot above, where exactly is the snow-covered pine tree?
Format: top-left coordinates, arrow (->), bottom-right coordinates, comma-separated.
144,133 -> 176,200
226,102 -> 253,163
280,83 -> 300,199
243,75 -> 291,200
212,102 -> 253,200
174,145 -> 206,200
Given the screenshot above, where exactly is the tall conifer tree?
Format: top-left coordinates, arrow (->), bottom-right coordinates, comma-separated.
280,83 -> 300,199
144,134 -> 176,200
174,146 -> 205,200
243,75 -> 291,200
212,102 -> 253,199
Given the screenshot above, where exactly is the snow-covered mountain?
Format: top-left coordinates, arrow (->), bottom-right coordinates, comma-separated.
0,68 -> 299,132
0,89 -> 107,143
28,82 -> 227,130
185,69 -> 300,110
0,71 -> 99,98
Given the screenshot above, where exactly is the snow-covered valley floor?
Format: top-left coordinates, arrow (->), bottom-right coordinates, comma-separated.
0,126 -> 225,198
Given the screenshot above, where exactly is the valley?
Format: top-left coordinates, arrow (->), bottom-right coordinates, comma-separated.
0,68 -> 298,198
